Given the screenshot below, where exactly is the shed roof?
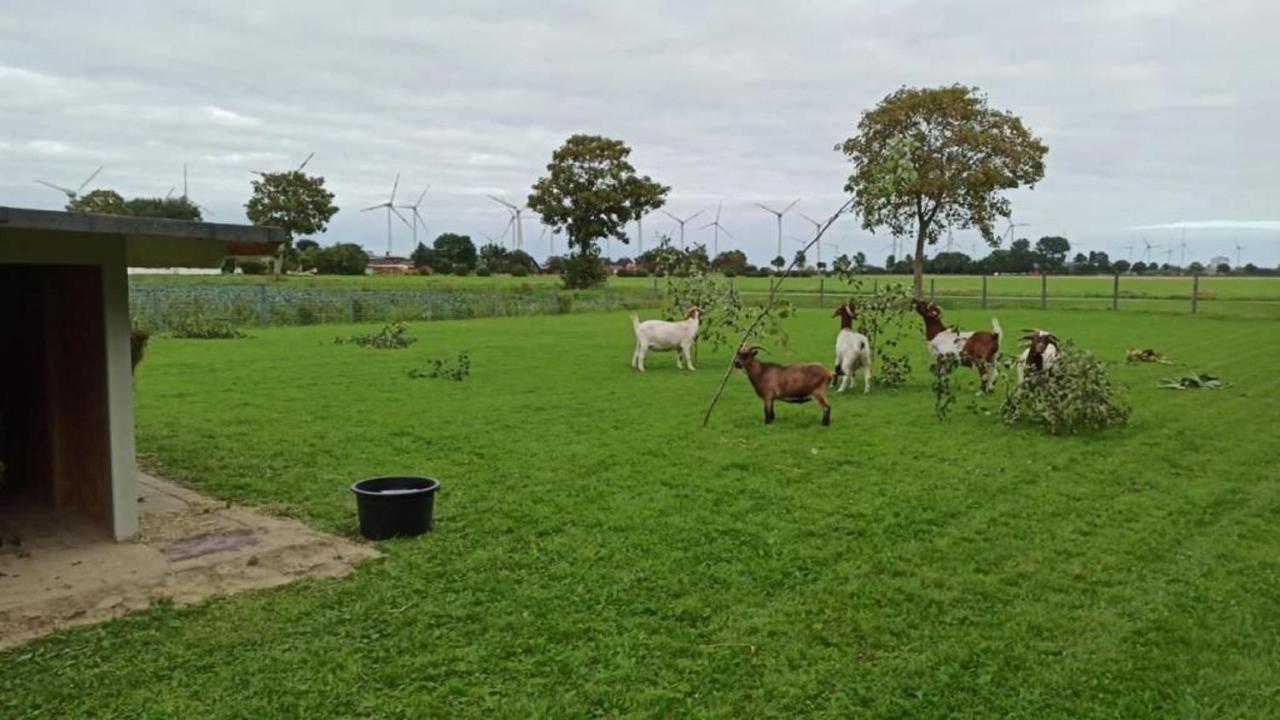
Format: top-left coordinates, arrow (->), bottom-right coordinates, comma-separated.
0,207 -> 286,268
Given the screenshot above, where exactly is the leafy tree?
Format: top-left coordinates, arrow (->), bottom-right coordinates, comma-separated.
1216,262 -> 1231,274
1036,236 -> 1071,271
793,249 -> 807,269
124,196 -> 203,221
526,134 -> 669,288
836,84 -> 1048,297
853,251 -> 867,271
296,239 -> 320,252
884,254 -> 896,271
67,189 -> 127,215
927,251 -> 973,274
1187,261 -> 1205,274
313,243 -> 369,275
771,255 -> 786,272
1244,263 -> 1259,274
1087,251 -> 1111,274
1132,261 -> 1149,274
244,169 -> 338,249
410,241 -> 434,269
1113,259 -> 1132,274
711,249 -> 750,276
432,233 -> 477,270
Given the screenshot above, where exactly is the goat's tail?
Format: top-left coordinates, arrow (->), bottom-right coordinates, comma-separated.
991,317 -> 1003,339
630,313 -> 641,335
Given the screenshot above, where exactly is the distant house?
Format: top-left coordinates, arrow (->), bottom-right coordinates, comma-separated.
366,255 -> 414,275
1208,256 -> 1230,274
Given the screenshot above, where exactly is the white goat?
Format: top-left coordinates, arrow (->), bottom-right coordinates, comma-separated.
630,307 -> 702,372
831,302 -> 872,393
1016,329 -> 1060,384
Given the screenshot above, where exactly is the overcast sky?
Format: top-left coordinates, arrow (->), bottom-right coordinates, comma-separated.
2,1 -> 1276,267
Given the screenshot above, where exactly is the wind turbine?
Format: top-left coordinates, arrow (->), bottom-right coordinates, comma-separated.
397,185 -> 430,248
35,165 -> 103,202
1122,243 -> 1136,262
662,209 -> 705,250
697,202 -> 733,256
539,225 -> 557,258
177,164 -> 213,217
1140,235 -> 1160,264
1004,216 -> 1029,244
756,199 -> 800,262
798,213 -> 832,270
253,152 -> 314,177
487,195 -> 530,251
361,173 -> 411,257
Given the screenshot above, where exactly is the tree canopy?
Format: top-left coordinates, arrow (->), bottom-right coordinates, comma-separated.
124,196 -> 203,221
245,169 -> 338,247
66,189 -> 127,215
836,84 -> 1048,297
527,134 -> 669,287
432,233 -> 477,271
1035,236 -> 1071,271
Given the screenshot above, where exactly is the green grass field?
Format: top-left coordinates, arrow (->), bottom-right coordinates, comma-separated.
4,308 -> 1279,717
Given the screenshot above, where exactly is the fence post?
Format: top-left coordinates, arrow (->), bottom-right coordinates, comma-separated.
981,275 -> 988,310
257,284 -> 269,326
1112,273 -> 1120,311
872,278 -> 879,296
1040,272 -> 1047,310
929,277 -> 936,302
819,274 -> 825,307
1191,272 -> 1199,314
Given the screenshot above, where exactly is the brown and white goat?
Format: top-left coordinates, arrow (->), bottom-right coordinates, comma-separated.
913,299 -> 1002,392
733,346 -> 833,426
1016,329 -> 1059,384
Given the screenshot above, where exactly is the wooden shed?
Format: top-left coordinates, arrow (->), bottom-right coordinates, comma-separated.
0,207 -> 284,540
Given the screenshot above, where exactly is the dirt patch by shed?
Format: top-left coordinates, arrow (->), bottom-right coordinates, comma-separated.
0,473 -> 379,650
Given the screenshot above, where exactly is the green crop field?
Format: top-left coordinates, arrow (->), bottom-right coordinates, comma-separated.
131,271 -> 1280,302
4,308 -> 1279,718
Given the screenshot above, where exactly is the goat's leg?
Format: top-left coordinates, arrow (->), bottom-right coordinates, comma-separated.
636,344 -> 647,372
862,360 -> 871,394
683,344 -> 696,371
815,387 -> 831,426
631,342 -> 640,370
764,397 -> 775,425
986,357 -> 999,391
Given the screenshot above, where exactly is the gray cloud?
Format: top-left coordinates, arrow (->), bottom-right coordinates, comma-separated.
2,0 -> 1277,267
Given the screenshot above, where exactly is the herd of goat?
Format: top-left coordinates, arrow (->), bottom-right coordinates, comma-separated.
630,300 -> 1060,426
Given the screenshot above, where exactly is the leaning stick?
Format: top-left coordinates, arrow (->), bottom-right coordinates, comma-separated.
701,198 -> 856,427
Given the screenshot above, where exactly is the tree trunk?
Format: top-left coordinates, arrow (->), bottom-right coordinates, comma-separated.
912,225 -> 927,299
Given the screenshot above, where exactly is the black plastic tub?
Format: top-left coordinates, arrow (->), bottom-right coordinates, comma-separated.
351,476 -> 440,540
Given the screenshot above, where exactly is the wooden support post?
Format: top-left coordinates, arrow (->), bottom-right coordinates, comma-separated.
1040,272 -> 1047,310
981,275 -> 988,310
1191,273 -> 1200,314
1113,273 -> 1120,311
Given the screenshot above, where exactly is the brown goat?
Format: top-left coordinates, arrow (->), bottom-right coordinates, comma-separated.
733,346 -> 833,426
130,329 -> 150,374
913,299 -> 1003,391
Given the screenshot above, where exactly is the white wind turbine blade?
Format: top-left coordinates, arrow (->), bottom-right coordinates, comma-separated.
697,220 -> 717,230
719,225 -> 734,239
36,179 -> 76,196
415,185 -> 430,206
390,205 -> 412,229
361,202 -> 387,212
685,210 -> 705,223
755,202 -> 779,215
165,186 -> 176,199
297,152 -> 315,172
389,173 -> 400,204
662,210 -> 681,223
77,166 -> 103,194
782,198 -> 800,214
715,201 -> 723,222
800,212 -> 822,228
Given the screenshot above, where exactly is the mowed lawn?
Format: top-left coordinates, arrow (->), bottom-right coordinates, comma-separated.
4,308 -> 1280,718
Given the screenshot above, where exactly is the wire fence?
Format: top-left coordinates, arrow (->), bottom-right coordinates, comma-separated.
129,273 -> 1279,330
